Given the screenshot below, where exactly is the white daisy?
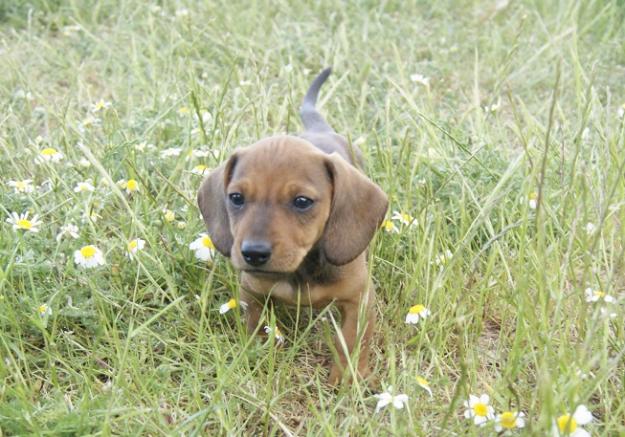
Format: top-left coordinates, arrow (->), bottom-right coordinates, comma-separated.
56,223 -> 80,242
6,211 -> 41,233
74,245 -> 106,268
90,99 -> 111,113
585,288 -> 615,303
191,164 -> 210,176
73,181 -> 95,193
36,147 -> 63,164
405,304 -> 430,324
219,298 -> 238,314
585,222 -> 596,235
463,394 -> 495,426
264,325 -> 285,344
160,147 -> 182,158
189,234 -> 215,262
77,157 -> 92,168
126,238 -> 146,259
8,179 -> 34,193
37,303 -> 52,318
374,387 -> 409,413
410,73 -> 430,87
416,376 -> 433,397
528,192 -> 538,210
117,179 -> 139,194
382,219 -> 399,233
391,210 -> 417,227
495,411 -> 526,432
553,405 -> 592,437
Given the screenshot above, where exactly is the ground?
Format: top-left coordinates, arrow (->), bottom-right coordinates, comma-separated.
0,0 -> 624,435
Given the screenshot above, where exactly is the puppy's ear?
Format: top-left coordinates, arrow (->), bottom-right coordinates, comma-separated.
197,153 -> 239,256
321,153 -> 388,265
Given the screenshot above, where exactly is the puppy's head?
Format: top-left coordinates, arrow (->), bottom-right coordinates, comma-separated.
197,136 -> 387,274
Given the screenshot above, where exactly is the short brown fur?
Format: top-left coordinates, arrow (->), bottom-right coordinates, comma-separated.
197,71 -> 387,384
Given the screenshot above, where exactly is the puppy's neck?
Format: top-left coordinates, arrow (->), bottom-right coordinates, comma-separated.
292,246 -> 340,286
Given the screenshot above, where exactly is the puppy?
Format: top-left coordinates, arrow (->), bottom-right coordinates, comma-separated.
197,68 -> 388,384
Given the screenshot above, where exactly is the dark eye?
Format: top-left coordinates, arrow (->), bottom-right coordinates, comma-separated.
293,196 -> 314,210
229,192 -> 245,207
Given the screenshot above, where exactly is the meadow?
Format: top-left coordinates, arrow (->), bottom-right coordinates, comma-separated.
1,0 -> 624,435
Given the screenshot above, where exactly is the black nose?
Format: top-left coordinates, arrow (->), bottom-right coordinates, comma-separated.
241,240 -> 272,267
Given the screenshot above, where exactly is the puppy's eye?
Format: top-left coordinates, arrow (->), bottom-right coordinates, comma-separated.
293,196 -> 314,210
229,192 -> 245,207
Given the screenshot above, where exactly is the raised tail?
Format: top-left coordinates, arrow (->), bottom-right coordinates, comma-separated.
300,67 -> 333,133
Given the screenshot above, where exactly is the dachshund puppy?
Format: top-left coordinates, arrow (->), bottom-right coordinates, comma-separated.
197,68 -> 388,384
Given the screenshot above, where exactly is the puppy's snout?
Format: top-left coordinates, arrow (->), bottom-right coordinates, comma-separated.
241,240 -> 272,267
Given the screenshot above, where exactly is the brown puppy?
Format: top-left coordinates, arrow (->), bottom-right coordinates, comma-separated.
197,68 -> 388,384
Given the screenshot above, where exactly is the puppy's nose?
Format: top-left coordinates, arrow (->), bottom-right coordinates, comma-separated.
241,240 -> 272,267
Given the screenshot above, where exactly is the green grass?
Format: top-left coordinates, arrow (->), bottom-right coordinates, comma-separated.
1,0 -> 624,435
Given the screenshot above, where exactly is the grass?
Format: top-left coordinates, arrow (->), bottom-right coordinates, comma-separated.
1,0 -> 624,435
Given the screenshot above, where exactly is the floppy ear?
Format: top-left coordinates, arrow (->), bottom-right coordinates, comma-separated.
321,153 -> 388,265
197,154 -> 239,256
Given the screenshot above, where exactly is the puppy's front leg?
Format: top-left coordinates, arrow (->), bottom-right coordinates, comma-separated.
328,288 -> 376,385
240,289 -> 262,335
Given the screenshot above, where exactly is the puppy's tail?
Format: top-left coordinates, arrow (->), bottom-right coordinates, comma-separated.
300,67 -> 334,133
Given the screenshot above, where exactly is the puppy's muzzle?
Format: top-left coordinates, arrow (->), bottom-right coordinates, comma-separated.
241,240 -> 272,267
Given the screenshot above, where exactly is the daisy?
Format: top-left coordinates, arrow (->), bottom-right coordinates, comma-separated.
264,325 -> 285,344
191,164 -> 210,176
126,238 -> 146,259
391,210 -> 417,227
495,411 -> 526,433
36,147 -> 63,164
6,211 -> 41,233
73,180 -> 95,193
585,222 -> 596,235
528,192 -> 538,209
189,233 -> 215,262
585,288 -> 615,303
118,179 -> 139,194
410,73 -> 430,87
160,147 -> 183,158
74,244 -> 106,268
176,221 -> 187,229
77,158 -> 91,168
37,303 -> 52,318
8,179 -> 34,194
163,209 -> 176,223
219,298 -> 237,314
374,387 -> 409,413
416,376 -> 433,396
553,405 -> 592,437
405,304 -> 430,324
56,223 -> 80,242
435,250 -> 453,267
90,99 -> 111,113
382,219 -> 399,233
463,394 -> 495,426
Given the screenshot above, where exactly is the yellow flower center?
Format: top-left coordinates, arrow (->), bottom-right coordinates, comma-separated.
528,192 -> 538,200
41,147 -> 58,156
126,179 -> 138,191
164,210 -> 175,222
178,106 -> 190,114
593,291 -> 606,298
15,181 -> 27,190
473,402 -> 488,417
416,376 -> 429,387
401,213 -> 412,222
80,245 -> 97,259
383,220 -> 395,231
194,164 -> 207,172
38,304 -> 48,314
226,298 -> 237,309
499,411 -> 517,429
557,415 -> 577,433
409,304 -> 425,314
128,240 -> 138,250
202,236 -> 215,249
16,219 -> 32,230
